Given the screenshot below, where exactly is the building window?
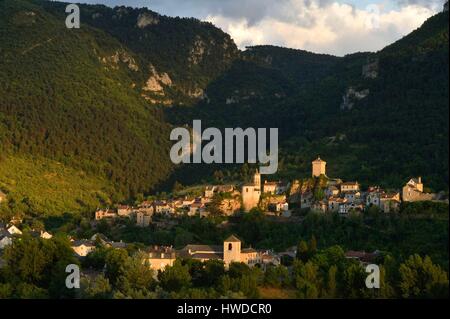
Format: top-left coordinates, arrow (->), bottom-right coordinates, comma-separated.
228,243 -> 232,251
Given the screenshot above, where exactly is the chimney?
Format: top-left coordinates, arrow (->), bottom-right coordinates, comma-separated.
418,177 -> 422,184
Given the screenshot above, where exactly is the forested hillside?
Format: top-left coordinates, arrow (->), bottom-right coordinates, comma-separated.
0,0 -> 448,217
167,11 -> 449,192
0,0 -> 173,215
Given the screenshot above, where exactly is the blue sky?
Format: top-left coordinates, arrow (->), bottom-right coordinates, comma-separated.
71,0 -> 446,55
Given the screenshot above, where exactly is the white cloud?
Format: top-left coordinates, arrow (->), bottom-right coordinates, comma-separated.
75,0 -> 441,56
204,2 -> 437,56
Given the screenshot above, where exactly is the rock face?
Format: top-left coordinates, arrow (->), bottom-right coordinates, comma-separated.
185,88 -> 205,98
219,198 -> 241,216
188,36 -> 207,65
362,58 -> 379,79
101,50 -> 139,71
136,12 -> 159,28
143,64 -> 172,93
12,10 -> 37,26
141,64 -> 173,105
340,87 -> 370,110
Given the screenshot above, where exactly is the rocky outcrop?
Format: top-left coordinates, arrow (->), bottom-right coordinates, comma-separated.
101,51 -> 139,72
362,57 -> 379,79
112,7 -> 130,20
140,95 -> 173,105
143,64 -> 172,93
225,90 -> 269,105
188,36 -> 207,65
219,198 -> 241,216
137,12 -> 159,28
340,87 -> 370,110
141,65 -> 173,105
13,11 -> 37,26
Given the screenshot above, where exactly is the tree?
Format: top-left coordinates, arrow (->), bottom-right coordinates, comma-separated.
31,219 -> 45,232
297,240 -> 309,262
399,255 -> 449,298
118,252 -> 156,292
343,263 -> 370,299
105,249 -> 129,286
213,170 -> 224,183
313,188 -> 325,201
172,181 -> 183,193
15,283 -> 48,299
203,260 -> 226,287
158,260 -> 191,292
228,262 -> 251,279
81,274 -> 112,299
2,233 -> 76,291
3,234 -> 48,284
378,266 -> 396,298
295,261 -> 322,298
309,235 -> 317,255
264,265 -> 289,288
83,246 -> 110,270
0,283 -> 13,299
326,265 -> 338,298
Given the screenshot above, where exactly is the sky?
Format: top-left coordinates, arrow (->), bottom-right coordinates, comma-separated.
73,0 -> 446,56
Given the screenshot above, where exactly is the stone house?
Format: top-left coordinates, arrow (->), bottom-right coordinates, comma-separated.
136,211 -> 152,227
263,181 -> 278,194
311,200 -> 327,213
6,225 -> 22,235
325,185 -> 340,198
300,191 -> 313,209
340,182 -> 360,193
117,205 -> 134,217
95,209 -> 117,220
366,186 -> 383,207
328,197 -> 348,212
343,191 -> 361,204
380,193 -> 401,213
71,240 -> 96,257
144,246 -> 176,272
402,177 -> 436,202
0,230 -> 12,250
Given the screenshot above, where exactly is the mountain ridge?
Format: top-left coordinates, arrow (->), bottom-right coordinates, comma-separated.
0,0 -> 448,217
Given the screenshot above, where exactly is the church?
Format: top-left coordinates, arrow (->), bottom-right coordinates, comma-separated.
178,235 -> 277,268
241,170 -> 261,211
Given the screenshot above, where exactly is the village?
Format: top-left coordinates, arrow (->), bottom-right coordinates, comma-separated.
94,156 -> 447,222
0,156 -> 447,272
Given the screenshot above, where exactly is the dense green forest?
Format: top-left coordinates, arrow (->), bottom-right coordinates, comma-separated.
167,12 -> 449,192
0,0 -> 448,218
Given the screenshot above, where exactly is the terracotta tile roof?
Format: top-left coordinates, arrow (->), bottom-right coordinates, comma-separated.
225,234 -> 241,242
191,253 -> 223,260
